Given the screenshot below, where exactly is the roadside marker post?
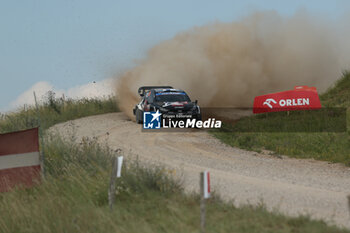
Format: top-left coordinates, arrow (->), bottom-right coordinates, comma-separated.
116,156 -> 123,178
347,195 -> 350,219
200,171 -> 210,233
109,153 -> 123,210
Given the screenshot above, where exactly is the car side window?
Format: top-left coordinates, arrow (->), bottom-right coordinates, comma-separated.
148,91 -> 154,104
143,92 -> 149,104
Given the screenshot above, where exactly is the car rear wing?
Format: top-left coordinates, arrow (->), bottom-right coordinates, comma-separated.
138,86 -> 173,97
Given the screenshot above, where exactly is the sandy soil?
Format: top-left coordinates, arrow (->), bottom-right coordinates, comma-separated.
51,112 -> 350,229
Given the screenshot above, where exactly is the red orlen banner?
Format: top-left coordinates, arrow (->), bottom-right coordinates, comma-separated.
253,86 -> 322,114
0,128 -> 41,192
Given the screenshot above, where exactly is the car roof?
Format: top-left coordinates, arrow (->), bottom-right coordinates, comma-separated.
154,88 -> 185,93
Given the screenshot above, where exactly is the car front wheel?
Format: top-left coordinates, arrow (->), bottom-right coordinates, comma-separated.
135,109 -> 143,124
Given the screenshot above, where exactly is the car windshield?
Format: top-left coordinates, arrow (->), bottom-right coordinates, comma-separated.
155,92 -> 191,103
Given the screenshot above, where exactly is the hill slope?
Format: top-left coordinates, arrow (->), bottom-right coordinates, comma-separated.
212,72 -> 350,165
321,71 -> 350,107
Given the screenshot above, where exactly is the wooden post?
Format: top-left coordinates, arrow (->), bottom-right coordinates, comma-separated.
109,156 -> 118,210
62,94 -> 66,111
200,172 -> 206,233
347,195 -> 350,218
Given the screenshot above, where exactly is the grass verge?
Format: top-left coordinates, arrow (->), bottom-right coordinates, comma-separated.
0,135 -> 347,233
0,91 -> 119,134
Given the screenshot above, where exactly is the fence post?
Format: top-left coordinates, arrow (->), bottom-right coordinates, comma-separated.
108,153 -> 123,210
62,94 -> 66,111
347,195 -> 350,218
109,156 -> 118,210
200,171 -> 210,233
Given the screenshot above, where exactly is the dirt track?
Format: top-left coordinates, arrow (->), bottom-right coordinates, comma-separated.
51,113 -> 350,229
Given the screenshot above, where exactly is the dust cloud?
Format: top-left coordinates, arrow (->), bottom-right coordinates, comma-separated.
116,11 -> 349,118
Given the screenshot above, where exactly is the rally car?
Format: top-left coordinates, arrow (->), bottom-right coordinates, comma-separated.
133,86 -> 201,124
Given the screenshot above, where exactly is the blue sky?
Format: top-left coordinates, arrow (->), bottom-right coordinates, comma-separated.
0,0 -> 349,111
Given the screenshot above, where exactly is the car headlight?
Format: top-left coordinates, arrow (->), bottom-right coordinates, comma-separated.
159,107 -> 168,112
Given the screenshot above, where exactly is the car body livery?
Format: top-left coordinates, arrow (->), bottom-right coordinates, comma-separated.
133,86 -> 201,124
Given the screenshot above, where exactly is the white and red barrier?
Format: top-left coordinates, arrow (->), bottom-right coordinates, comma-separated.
200,171 -> 211,233
201,171 -> 210,199
0,128 -> 41,192
116,156 -> 123,178
253,86 -> 322,114
109,155 -> 124,210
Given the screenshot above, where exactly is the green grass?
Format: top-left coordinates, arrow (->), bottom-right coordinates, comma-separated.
321,71 -> 350,107
211,72 -> 350,165
212,131 -> 350,164
0,135 -> 347,233
0,86 -> 348,232
0,91 -> 119,134
223,108 -> 346,133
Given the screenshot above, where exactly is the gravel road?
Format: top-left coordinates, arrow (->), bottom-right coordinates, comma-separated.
51,112 -> 350,229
